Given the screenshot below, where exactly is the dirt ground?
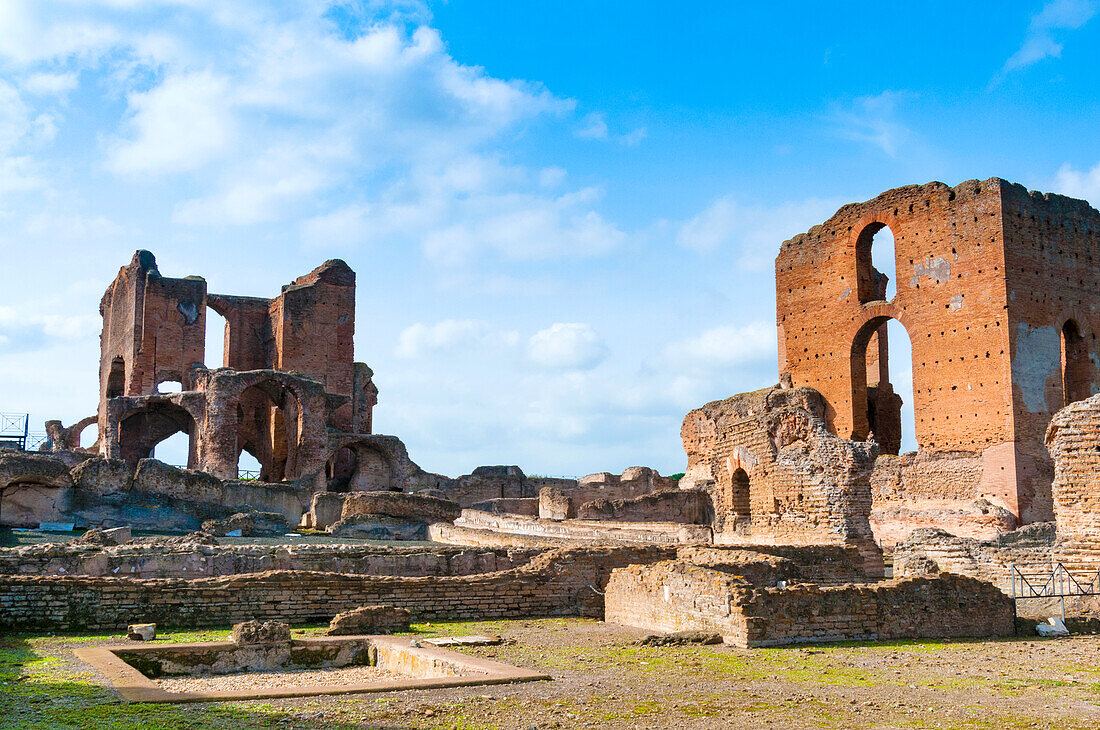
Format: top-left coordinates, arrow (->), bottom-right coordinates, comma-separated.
4,618 -> 1100,730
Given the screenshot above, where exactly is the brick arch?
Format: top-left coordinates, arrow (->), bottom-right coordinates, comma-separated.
848,212 -> 901,305
848,313 -> 916,449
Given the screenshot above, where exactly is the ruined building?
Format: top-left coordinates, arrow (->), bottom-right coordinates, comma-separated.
683,179 -> 1099,547
88,251 -> 379,490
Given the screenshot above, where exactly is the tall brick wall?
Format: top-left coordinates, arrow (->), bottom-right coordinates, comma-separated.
0,546 -> 671,631
1003,186 -> 1100,520
774,178 -> 1100,524
98,251 -> 207,443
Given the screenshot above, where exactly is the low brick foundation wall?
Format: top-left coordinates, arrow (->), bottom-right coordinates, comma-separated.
0,545 -> 673,631
575,489 -> 712,524
0,541 -> 542,579
453,509 -> 712,545
605,560 -> 1014,647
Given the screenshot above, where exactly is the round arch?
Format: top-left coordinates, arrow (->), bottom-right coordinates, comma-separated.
848,312 -> 917,454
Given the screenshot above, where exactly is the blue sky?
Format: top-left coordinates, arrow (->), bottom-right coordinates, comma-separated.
1,0 -> 1098,477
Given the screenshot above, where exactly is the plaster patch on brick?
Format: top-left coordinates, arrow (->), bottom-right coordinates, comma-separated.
950,294 -> 964,311
909,256 -> 951,287
177,300 -> 199,325
1012,323 -> 1060,413
840,287 -> 851,301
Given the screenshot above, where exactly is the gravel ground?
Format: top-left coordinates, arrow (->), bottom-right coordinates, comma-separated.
7,618 -> 1100,729
156,664 -> 402,693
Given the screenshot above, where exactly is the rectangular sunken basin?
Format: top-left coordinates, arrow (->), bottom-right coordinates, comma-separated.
74,635 -> 548,703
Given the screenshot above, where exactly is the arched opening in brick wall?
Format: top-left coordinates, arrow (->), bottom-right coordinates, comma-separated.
236,380 -> 303,482
78,422 -> 99,449
850,316 -> 917,455
237,446 -> 263,480
1061,319 -> 1090,406
118,403 -> 197,468
856,223 -> 897,303
205,308 -> 228,369
326,446 -> 358,492
105,356 -> 125,399
730,468 -> 751,523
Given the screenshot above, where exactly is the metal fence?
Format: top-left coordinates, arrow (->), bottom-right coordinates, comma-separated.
0,413 -> 29,450
1009,562 -> 1100,621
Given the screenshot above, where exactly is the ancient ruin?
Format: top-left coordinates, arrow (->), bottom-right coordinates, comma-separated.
683,178 -> 1100,548
3,179 -> 1100,670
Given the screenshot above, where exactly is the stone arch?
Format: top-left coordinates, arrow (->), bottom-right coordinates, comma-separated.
117,401 -> 198,468
198,368 -> 329,482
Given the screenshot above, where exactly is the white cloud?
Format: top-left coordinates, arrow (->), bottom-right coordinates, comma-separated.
1003,0 -> 1097,72
665,321 -> 776,370
0,305 -> 100,353
830,91 -> 913,157
676,195 -> 844,268
526,323 -> 608,371
577,112 -> 608,140
396,319 -> 519,358
108,71 -> 236,175
22,72 -> 78,95
1053,161 -> 1100,208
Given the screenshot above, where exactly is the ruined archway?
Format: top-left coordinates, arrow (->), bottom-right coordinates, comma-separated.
106,356 -> 125,399
235,378 -> 303,482
1062,319 -> 1090,406
850,315 -> 916,455
118,402 -> 197,468
730,468 -> 751,522
855,222 -> 897,304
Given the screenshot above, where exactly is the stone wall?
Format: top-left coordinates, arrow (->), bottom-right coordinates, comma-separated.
340,491 -> 461,523
0,540 -> 540,579
869,450 -> 1015,549
679,386 -> 882,575
537,467 -> 674,519
453,509 -> 713,546
0,545 -> 672,631
1046,394 -> 1100,542
605,559 -> 1014,647
0,452 -> 306,530
575,489 -> 713,525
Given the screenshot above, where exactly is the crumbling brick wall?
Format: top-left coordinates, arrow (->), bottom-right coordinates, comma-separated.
0,545 -> 672,631
605,559 -> 1014,647
0,541 -> 541,579
679,385 -> 882,574
1046,393 -> 1100,542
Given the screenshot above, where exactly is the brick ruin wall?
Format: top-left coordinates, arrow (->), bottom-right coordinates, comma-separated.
675,179 -> 1099,552
574,489 -> 712,524
605,559 -> 1014,648
1046,393 -> 1100,542
678,386 -> 883,574
450,509 -> 714,546
895,395 -> 1100,592
774,178 -> 1100,527
0,545 -> 672,632
0,541 -> 541,579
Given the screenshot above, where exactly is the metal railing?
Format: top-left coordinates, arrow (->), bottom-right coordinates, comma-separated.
0,412 -> 29,450
1009,562 -> 1100,621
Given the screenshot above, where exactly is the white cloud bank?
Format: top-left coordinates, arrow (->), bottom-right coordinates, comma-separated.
527,323 -> 608,371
